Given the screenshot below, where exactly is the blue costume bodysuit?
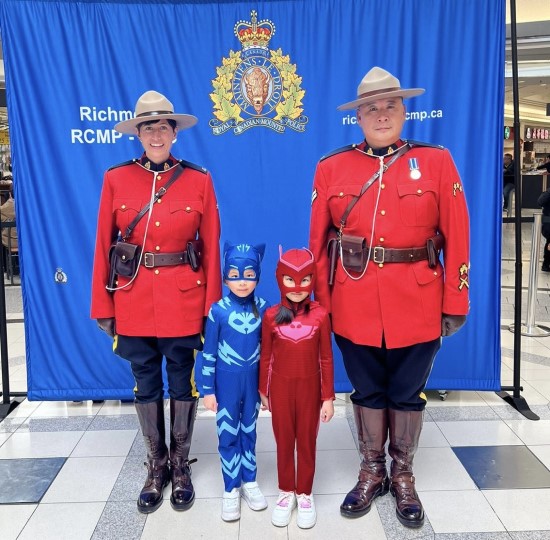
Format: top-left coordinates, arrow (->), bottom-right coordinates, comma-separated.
196,242 -> 268,492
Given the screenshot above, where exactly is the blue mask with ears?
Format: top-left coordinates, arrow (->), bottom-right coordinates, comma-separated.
223,242 -> 266,282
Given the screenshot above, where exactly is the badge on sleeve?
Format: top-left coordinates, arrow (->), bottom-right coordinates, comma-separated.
409,158 -> 421,180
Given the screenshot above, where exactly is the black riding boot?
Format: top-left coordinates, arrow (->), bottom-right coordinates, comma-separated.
135,400 -> 170,514
169,398 -> 198,511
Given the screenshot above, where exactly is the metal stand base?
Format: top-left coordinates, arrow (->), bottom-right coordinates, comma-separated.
508,323 -> 550,337
0,399 -> 22,421
496,391 -> 540,420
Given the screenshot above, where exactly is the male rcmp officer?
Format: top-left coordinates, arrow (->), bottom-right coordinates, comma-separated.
309,67 -> 469,528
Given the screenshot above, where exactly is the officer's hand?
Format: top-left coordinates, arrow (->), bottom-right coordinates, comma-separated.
97,317 -> 116,337
441,314 -> 466,337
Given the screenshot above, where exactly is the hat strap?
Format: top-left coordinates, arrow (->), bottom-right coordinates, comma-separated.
358,87 -> 400,99
136,110 -> 173,118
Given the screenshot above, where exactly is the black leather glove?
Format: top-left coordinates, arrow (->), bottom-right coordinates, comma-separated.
97,317 -> 116,337
441,314 -> 466,337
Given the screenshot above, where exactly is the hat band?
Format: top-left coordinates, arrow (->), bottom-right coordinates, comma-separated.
357,87 -> 401,99
136,110 -> 173,118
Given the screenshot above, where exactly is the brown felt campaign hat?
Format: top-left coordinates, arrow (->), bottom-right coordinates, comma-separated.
337,67 -> 425,111
114,90 -> 198,134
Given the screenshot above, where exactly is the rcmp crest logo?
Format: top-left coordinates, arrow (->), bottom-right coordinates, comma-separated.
209,10 -> 308,136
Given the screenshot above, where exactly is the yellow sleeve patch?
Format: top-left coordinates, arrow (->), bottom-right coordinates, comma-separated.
459,263 -> 469,291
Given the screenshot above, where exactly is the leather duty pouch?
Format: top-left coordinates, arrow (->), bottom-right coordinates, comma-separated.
426,234 -> 445,268
186,239 -> 203,272
110,241 -> 141,278
340,234 -> 367,273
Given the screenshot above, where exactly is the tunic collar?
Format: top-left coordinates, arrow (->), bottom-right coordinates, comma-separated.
139,154 -> 175,171
359,139 -> 405,157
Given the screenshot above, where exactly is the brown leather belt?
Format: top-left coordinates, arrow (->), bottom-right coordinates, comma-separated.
369,246 -> 428,264
141,251 -> 190,268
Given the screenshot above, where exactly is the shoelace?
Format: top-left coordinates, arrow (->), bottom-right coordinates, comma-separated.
245,485 -> 262,498
277,492 -> 294,507
225,498 -> 239,509
298,495 -> 312,509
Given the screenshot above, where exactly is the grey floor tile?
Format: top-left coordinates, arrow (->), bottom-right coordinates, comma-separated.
509,533 -> 550,540
17,416 -> 94,432
91,500 -> 146,540
0,457 -> 66,503
491,404 -> 550,421
427,406 -> 500,422
108,455 -> 149,503
435,534 -> 512,539
88,415 -> 140,431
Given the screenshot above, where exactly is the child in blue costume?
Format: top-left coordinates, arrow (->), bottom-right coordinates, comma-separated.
197,242 -> 269,521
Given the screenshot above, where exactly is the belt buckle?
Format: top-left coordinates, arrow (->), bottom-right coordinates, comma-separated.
144,252 -> 154,268
373,246 -> 385,264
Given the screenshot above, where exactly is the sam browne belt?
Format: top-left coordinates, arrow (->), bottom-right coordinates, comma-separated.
370,246 -> 429,264
141,251 -> 190,268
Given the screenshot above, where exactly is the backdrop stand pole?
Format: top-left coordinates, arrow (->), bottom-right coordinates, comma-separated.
496,0 -> 538,421
0,246 -> 22,421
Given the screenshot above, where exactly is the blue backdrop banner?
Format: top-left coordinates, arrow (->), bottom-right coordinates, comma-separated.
0,0 -> 504,400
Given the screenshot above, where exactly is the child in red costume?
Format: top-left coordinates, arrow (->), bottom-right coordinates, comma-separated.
259,247 -> 335,529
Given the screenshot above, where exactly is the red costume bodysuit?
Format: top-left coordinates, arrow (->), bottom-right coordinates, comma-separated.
259,248 -> 335,495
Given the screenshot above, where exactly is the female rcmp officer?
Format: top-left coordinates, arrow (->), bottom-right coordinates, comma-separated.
91,91 -> 222,514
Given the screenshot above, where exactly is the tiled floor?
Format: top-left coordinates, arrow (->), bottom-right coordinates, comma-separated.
1,216 -> 550,539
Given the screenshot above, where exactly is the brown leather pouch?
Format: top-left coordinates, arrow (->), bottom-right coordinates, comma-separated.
110,241 -> 141,277
186,239 -> 203,272
340,234 -> 367,273
426,234 -> 445,268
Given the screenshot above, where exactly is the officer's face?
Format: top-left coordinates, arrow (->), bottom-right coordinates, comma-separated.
356,98 -> 406,149
137,120 -> 177,164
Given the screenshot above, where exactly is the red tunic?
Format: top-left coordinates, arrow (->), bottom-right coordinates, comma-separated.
258,301 -> 335,402
309,141 -> 470,349
91,159 -> 221,337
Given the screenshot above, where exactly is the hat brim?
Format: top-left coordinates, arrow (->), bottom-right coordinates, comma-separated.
114,113 -> 198,135
337,88 -> 425,111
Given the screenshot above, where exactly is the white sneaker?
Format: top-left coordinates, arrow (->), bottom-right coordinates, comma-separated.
271,490 -> 296,527
296,493 -> 316,529
221,488 -> 241,521
241,481 -> 268,510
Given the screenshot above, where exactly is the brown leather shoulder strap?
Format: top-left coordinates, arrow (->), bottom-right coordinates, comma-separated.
339,144 -> 410,230
123,164 -> 184,240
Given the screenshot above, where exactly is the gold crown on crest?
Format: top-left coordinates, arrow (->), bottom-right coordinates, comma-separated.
234,10 -> 276,50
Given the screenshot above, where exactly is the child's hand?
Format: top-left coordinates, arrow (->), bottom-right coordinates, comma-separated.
203,394 -> 218,412
320,400 -> 334,423
259,392 -> 270,411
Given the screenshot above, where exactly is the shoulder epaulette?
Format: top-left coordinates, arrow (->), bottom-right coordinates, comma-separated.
406,140 -> 445,150
320,144 -> 357,161
108,159 -> 137,171
179,159 -> 208,174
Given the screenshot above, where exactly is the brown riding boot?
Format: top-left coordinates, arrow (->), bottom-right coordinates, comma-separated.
169,398 -> 198,511
388,409 -> 424,528
135,400 -> 170,514
340,406 -> 389,518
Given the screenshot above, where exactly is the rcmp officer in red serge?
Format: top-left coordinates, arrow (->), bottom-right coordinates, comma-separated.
91,91 -> 222,514
309,67 -> 470,528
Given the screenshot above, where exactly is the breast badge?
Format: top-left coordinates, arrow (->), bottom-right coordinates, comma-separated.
209,10 -> 308,136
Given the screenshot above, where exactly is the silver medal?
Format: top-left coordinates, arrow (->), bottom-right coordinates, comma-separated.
409,158 -> 421,180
